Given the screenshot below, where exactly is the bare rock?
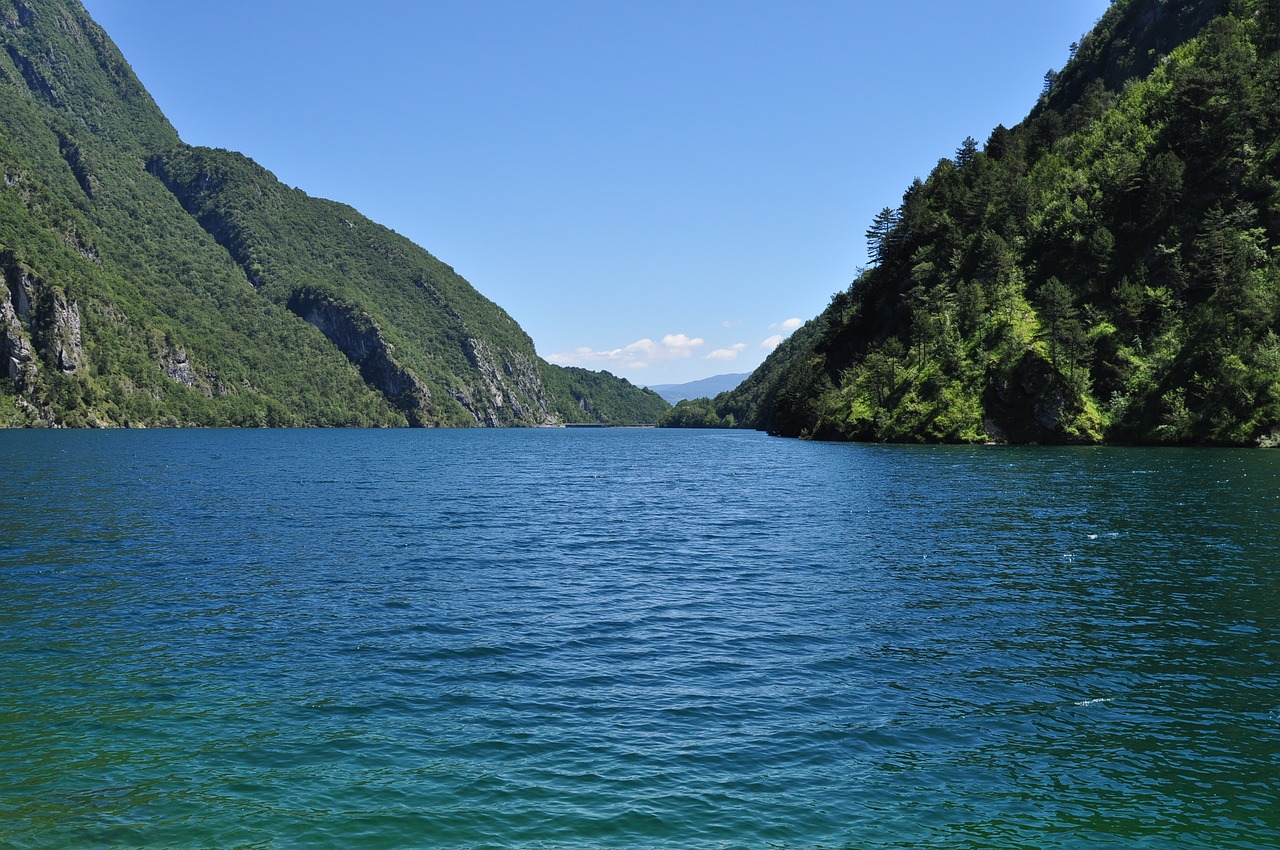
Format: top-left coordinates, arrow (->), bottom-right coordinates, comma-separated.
1,299 -> 36,387
46,290 -> 82,374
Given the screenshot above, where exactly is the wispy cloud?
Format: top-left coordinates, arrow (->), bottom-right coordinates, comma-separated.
548,333 -> 705,370
761,334 -> 785,352
706,343 -> 748,361
759,316 -> 802,353
660,333 -> 705,353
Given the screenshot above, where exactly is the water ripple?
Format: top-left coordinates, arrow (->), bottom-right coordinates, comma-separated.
2,431 -> 1279,847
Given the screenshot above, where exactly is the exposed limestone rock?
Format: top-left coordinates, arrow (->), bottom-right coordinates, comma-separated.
153,343 -> 224,399
289,290 -> 435,425
45,289 -> 81,374
2,257 -> 38,388
464,337 -> 507,412
509,353 -> 558,425
460,337 -> 557,426
158,344 -> 197,388
61,229 -> 100,265
1,298 -> 36,387
1,257 -> 84,382
3,254 -> 36,322
446,383 -> 499,427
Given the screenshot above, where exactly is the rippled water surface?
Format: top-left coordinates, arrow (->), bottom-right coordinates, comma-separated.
2,429 -> 1279,848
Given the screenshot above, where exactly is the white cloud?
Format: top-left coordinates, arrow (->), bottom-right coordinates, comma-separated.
548,334 -> 705,369
661,333 -> 704,354
706,343 -> 747,361
721,319 -> 743,328
757,318 -> 803,354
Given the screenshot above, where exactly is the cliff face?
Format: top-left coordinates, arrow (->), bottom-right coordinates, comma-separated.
2,253 -> 81,377
0,0 -> 668,427
148,146 -> 576,428
720,0 -> 1280,446
1,258 -> 37,387
287,291 -> 438,427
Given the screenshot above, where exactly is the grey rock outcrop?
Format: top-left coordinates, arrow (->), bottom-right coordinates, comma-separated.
1,298 -> 36,387
2,259 -> 38,388
45,289 -> 82,375
460,337 -> 556,426
289,290 -> 435,425
10,264 -> 34,322
2,256 -> 84,382
157,343 -> 199,390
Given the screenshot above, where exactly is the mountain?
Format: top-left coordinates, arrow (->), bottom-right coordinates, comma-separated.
716,0 -> 1280,446
647,373 -> 750,405
0,0 -> 667,427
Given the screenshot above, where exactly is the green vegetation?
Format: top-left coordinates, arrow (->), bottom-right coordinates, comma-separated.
657,397 -> 736,429
714,0 -> 1280,445
0,0 -> 665,427
545,365 -> 669,425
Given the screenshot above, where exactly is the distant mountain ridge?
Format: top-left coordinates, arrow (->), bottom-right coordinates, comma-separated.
647,373 -> 749,405
0,0 -> 667,427
715,0 -> 1280,446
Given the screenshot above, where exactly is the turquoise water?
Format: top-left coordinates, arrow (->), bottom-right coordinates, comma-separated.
2,429 -> 1278,848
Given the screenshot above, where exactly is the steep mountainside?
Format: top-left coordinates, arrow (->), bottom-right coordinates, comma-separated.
718,0 -> 1280,445
0,0 -> 666,427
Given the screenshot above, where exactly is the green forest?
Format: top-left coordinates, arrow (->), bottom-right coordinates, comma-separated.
691,0 -> 1280,446
10,0 -> 1279,440
0,0 -> 667,428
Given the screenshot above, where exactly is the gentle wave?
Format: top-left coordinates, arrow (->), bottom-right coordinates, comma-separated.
2,430 -> 1279,848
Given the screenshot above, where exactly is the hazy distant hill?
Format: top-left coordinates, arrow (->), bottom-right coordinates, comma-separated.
647,373 -> 749,405
717,0 -> 1280,446
0,0 -> 667,427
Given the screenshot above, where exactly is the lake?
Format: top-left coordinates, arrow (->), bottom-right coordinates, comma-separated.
2,428 -> 1278,848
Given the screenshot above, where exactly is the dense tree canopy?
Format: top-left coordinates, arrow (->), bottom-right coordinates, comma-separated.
0,0 -> 667,427
712,0 -> 1280,446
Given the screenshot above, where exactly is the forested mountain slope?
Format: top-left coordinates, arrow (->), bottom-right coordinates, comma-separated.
0,0 -> 665,427
718,0 -> 1280,445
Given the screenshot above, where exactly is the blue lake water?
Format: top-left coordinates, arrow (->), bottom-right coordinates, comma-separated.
2,428 -> 1278,848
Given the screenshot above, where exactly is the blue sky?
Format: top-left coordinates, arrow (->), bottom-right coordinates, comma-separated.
81,0 -> 1111,387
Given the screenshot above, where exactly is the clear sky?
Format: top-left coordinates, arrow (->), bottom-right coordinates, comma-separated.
80,0 -> 1111,387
